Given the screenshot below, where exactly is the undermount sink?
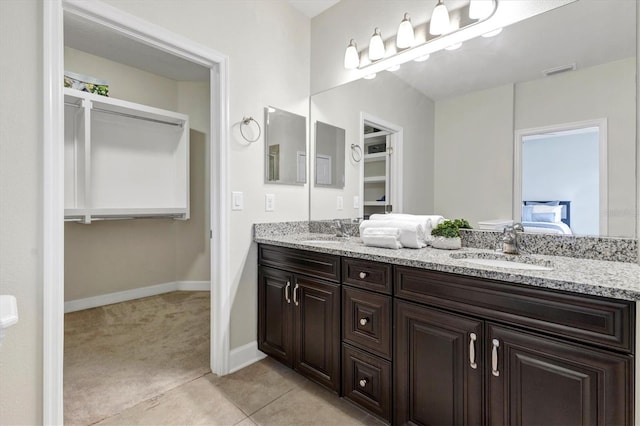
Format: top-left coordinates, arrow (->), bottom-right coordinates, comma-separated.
450,253 -> 554,271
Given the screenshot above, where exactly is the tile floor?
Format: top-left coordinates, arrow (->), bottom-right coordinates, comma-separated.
96,357 -> 386,425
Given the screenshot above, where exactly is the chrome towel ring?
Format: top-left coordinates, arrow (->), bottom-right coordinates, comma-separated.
350,144 -> 363,162
240,116 -> 261,143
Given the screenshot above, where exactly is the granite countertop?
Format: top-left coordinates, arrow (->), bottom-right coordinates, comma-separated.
255,232 -> 640,301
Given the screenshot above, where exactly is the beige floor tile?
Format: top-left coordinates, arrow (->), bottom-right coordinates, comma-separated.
96,375 -> 246,426
250,380 -> 373,426
211,357 -> 308,415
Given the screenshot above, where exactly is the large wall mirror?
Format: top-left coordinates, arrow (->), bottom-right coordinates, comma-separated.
265,106 -> 307,185
309,0 -> 637,238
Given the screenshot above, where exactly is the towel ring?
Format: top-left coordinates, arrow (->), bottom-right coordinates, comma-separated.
350,144 -> 362,162
240,116 -> 261,143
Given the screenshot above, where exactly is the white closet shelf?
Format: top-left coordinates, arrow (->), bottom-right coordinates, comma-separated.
363,201 -> 389,206
364,153 -> 386,162
64,88 -> 190,223
364,176 -> 386,183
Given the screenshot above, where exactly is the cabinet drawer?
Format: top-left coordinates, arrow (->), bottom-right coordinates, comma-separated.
342,343 -> 392,423
258,244 -> 340,282
343,286 -> 392,359
395,266 -> 635,353
342,258 -> 392,294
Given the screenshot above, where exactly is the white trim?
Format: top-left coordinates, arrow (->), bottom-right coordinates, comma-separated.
44,1 -> 230,423
514,119 -> 608,234
228,341 -> 267,374
64,281 -> 210,313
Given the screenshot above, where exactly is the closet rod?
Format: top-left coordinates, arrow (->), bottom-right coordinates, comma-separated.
63,102 -> 182,127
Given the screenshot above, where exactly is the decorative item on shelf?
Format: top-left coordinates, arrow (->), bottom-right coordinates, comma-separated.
64,70 -> 109,96
343,0 -> 499,72
240,116 -> 261,143
430,218 -> 472,250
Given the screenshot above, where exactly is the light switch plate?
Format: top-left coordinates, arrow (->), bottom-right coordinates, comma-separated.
353,195 -> 359,209
265,194 -> 275,212
337,196 -> 344,210
232,191 -> 243,210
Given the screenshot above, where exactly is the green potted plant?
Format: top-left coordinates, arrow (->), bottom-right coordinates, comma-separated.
430,219 -> 472,250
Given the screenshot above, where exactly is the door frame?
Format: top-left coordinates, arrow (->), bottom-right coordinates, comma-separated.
43,1 -> 230,423
513,118 -> 608,235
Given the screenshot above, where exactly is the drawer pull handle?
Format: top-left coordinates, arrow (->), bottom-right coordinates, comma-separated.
293,283 -> 299,306
359,317 -> 369,326
359,379 -> 368,387
284,281 -> 291,304
469,332 -> 477,369
492,338 -> 500,377
358,271 -> 368,279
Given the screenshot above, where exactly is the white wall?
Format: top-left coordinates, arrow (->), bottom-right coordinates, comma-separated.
515,58 -> 636,237
434,84 -> 515,226
0,1 -> 310,423
310,72 -> 435,220
0,1 -> 42,424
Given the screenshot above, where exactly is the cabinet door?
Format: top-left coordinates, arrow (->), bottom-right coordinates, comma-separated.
487,323 -> 633,426
294,275 -> 341,392
395,300 -> 484,426
258,266 -> 293,367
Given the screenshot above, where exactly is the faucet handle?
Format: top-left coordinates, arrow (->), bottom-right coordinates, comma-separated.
512,223 -> 524,232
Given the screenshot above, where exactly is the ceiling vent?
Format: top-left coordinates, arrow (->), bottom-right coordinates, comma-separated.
542,63 -> 577,77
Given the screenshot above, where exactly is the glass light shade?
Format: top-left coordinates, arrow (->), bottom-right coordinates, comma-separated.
469,0 -> 494,20
364,73 -> 377,80
482,27 -> 503,38
414,54 -> 430,62
429,1 -> 450,35
445,42 -> 462,50
387,64 -> 401,71
344,39 -> 360,69
396,13 -> 415,49
368,28 -> 385,61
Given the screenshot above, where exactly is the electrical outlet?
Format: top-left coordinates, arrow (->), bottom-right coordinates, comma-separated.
353,195 -> 360,209
232,191 -> 243,210
337,196 -> 344,210
265,194 -> 275,212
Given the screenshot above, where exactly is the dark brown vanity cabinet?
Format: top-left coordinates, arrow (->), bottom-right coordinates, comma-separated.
258,245 -> 341,392
394,266 -> 635,426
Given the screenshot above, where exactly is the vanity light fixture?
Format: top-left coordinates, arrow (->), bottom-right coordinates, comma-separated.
387,64 -> 401,71
469,0 -> 495,20
368,28 -> 385,61
429,0 -> 450,35
396,13 -> 415,49
342,1 -> 499,72
363,73 -> 377,80
482,27 -> 503,37
344,39 -> 360,69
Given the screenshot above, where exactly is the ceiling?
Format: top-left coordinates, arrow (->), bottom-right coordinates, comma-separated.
64,0 -> 636,98
391,0 -> 636,100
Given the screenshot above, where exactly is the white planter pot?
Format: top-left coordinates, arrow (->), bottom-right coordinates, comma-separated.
431,236 -> 462,250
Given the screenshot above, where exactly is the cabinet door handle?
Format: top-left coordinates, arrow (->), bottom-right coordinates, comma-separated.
293,283 -> 299,306
359,379 -> 368,388
491,338 -> 500,377
359,317 -> 369,326
469,332 -> 477,369
358,271 -> 368,279
284,281 -> 291,304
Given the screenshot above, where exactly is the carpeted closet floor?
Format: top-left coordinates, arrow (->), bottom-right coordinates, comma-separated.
64,291 -> 211,425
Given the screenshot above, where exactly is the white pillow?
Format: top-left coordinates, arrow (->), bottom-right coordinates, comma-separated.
530,204 -> 562,223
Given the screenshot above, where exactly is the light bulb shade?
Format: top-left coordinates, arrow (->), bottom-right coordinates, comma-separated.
469,0 -> 494,20
344,39 -> 360,69
396,13 -> 415,49
430,1 -> 450,35
368,28 -> 385,61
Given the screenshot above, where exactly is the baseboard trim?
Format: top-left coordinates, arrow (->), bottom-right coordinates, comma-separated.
64,281 -> 210,313
228,341 -> 267,374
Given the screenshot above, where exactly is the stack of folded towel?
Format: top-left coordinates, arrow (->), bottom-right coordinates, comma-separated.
359,214 -> 446,249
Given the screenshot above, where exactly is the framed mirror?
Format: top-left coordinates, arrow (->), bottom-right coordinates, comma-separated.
314,121 -> 345,189
264,106 -> 307,185
308,0 -> 637,238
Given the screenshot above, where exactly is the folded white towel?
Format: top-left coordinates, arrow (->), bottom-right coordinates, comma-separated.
361,228 -> 402,249
360,220 -> 426,248
369,214 -> 445,231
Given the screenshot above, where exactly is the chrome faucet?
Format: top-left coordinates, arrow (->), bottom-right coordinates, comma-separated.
334,219 -> 350,238
502,223 -> 524,254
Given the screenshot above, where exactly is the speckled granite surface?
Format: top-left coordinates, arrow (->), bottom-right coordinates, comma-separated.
461,229 -> 638,263
254,226 -> 640,301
